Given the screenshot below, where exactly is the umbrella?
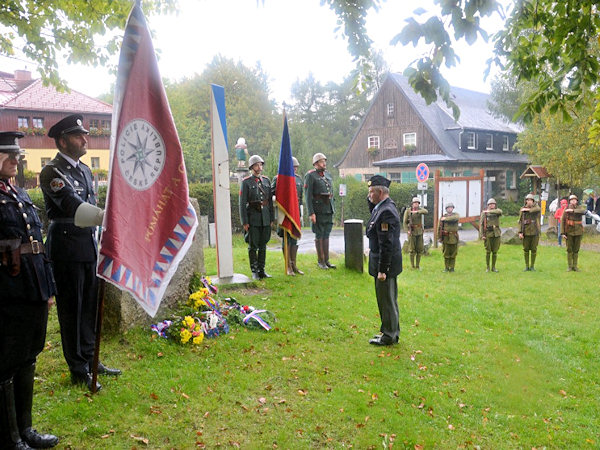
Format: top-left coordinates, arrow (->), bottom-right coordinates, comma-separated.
583,188 -> 594,195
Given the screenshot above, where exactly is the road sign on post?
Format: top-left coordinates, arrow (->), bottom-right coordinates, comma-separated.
416,163 -> 429,183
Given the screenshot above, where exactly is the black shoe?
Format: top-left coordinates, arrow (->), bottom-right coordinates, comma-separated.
252,272 -> 260,280
491,268 -> 499,273
368,337 -> 396,346
442,269 -> 449,273
22,427 -> 59,448
449,268 -> 455,272
258,271 -> 271,279
529,267 -> 535,272
317,262 -> 329,269
71,372 -> 101,392
97,362 -> 121,376
523,267 -> 530,272
325,262 -> 336,269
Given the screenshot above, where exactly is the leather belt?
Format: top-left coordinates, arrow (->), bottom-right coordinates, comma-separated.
20,240 -> 44,255
50,218 -> 74,224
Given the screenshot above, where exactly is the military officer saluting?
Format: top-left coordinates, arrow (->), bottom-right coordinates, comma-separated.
304,153 -> 335,269
518,193 -> 541,271
1,131 -> 59,448
40,114 -> 121,393
403,197 -> 427,269
438,202 -> 460,272
479,198 -> 503,272
240,154 -> 274,279
561,194 -> 587,271
366,175 -> 402,346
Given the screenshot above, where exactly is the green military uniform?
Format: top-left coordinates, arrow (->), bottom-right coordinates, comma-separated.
518,199 -> 541,271
479,203 -> 503,272
240,173 -> 274,278
403,203 -> 427,269
438,209 -> 460,272
304,167 -> 335,268
561,199 -> 587,271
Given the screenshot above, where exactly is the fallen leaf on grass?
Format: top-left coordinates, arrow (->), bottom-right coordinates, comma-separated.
448,424 -> 455,430
297,389 -> 307,396
559,389 -> 567,397
258,397 -> 266,405
130,434 -> 149,445
157,352 -> 164,357
149,405 -> 161,414
150,392 -> 158,400
203,411 -> 210,418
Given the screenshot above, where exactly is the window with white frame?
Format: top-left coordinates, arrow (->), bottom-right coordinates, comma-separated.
403,132 -> 417,147
485,134 -> 493,150
18,117 -> 28,128
466,132 -> 476,149
502,136 -> 509,151
32,117 -> 44,128
387,103 -> 395,116
368,135 -> 380,149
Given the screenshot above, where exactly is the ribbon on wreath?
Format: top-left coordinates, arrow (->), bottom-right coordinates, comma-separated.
242,309 -> 272,331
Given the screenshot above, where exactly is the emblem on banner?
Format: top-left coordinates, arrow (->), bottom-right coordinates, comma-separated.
117,119 -> 166,190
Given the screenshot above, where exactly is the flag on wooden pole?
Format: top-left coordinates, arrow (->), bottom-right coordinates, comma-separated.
275,113 -> 301,240
97,4 -> 197,317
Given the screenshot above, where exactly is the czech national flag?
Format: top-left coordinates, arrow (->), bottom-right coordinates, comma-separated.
275,113 -> 301,239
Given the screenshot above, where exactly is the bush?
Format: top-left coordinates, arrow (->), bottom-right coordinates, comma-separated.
496,198 -> 521,216
189,181 -> 242,232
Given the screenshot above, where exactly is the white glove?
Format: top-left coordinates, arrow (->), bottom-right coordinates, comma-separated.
74,202 -> 105,227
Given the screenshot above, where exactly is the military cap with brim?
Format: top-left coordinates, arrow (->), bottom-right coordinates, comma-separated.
368,174 -> 391,188
0,131 -> 25,154
48,114 -> 89,138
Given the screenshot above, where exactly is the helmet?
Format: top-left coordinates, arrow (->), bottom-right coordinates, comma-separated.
248,155 -> 264,168
292,157 -> 300,167
569,194 -> 578,201
487,198 -> 496,205
525,194 -> 535,200
312,153 -> 327,164
411,197 -> 420,204
445,202 -> 454,209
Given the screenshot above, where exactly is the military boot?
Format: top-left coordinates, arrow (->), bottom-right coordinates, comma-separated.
0,378 -> 33,449
14,364 -> 58,448
416,254 -> 421,270
491,254 -> 498,272
323,239 -> 336,269
290,245 -> 304,275
573,253 -> 580,272
283,247 -> 295,276
485,253 -> 490,272
530,252 -> 536,271
567,252 -> 573,271
449,258 -> 455,272
410,254 -> 416,269
257,247 -> 271,279
248,249 -> 260,279
523,252 -> 530,271
316,239 -> 328,269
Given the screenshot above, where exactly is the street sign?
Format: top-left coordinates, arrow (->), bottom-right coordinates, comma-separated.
339,184 -> 347,197
416,163 -> 429,182
417,182 -> 428,190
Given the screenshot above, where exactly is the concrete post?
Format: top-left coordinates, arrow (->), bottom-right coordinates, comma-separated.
344,219 -> 364,272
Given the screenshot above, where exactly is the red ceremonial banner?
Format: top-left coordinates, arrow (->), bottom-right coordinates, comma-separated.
97,4 -> 198,317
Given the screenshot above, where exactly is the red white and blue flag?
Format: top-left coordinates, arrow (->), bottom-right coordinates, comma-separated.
97,4 -> 198,317
275,113 -> 301,239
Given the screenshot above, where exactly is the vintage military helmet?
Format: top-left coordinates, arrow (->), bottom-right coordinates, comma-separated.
248,154 -> 264,168
312,152 -> 327,164
411,197 -> 420,204
487,198 -> 497,205
445,202 -> 455,209
292,157 -> 300,167
569,194 -> 578,201
525,193 -> 535,200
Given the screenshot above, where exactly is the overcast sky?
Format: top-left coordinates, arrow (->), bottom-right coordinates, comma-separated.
1,0 -> 508,105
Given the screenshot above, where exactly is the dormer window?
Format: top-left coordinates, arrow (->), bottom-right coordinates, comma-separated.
485,134 -> 493,150
502,136 -> 509,151
466,132 -> 476,149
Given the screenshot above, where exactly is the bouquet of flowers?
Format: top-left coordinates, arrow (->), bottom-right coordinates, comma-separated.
224,298 -> 276,331
165,315 -> 205,346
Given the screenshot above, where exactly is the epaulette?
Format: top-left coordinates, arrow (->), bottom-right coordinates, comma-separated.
242,175 -> 252,180
307,169 -> 316,174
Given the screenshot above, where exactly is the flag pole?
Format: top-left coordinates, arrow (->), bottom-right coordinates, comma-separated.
284,229 -> 289,274
90,278 -> 106,394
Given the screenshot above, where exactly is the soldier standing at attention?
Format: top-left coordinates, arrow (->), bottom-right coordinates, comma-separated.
1,132 -> 59,449
438,202 -> 460,272
479,198 -> 503,272
403,197 -> 427,269
240,155 -> 274,279
366,175 -> 402,346
518,193 -> 541,271
561,194 -> 587,271
40,114 -> 121,393
304,153 -> 335,269
272,157 -> 304,276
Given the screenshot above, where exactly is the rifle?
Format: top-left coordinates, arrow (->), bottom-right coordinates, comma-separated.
482,208 -> 488,240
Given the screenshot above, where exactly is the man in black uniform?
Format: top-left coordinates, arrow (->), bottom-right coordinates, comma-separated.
40,114 -> 120,392
240,154 -> 274,279
272,157 -> 304,275
0,131 -> 59,449
366,175 -> 403,346
304,152 -> 335,269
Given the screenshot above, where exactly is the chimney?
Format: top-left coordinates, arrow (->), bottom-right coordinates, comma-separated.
14,70 -> 32,81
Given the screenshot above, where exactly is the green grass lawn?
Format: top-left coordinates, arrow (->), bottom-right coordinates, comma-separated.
33,238 -> 600,448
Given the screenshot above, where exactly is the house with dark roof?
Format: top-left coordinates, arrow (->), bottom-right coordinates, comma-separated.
0,69 -> 112,177
335,73 -> 528,200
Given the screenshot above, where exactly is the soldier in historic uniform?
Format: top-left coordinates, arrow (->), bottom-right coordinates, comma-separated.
40,114 -> 121,393
0,131 -> 59,449
438,202 -> 460,272
479,198 -> 503,272
561,194 -> 587,271
272,157 -> 304,276
366,175 -> 402,346
304,153 -> 335,269
240,154 -> 274,279
403,197 -> 427,269
518,193 -> 541,271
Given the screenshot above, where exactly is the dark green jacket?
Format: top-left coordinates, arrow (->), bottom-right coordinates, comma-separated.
239,175 -> 273,226
304,169 -> 334,216
518,204 -> 541,236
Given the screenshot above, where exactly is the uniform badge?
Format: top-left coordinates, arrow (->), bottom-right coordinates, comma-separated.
381,223 -> 389,232
50,178 -> 65,192
0,180 -> 9,193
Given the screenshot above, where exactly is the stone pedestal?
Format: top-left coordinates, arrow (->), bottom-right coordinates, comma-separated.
102,198 -> 205,334
344,219 -> 364,272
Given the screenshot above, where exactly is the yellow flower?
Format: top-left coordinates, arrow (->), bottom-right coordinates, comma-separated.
192,333 -> 204,345
180,329 -> 192,344
183,316 -> 195,328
